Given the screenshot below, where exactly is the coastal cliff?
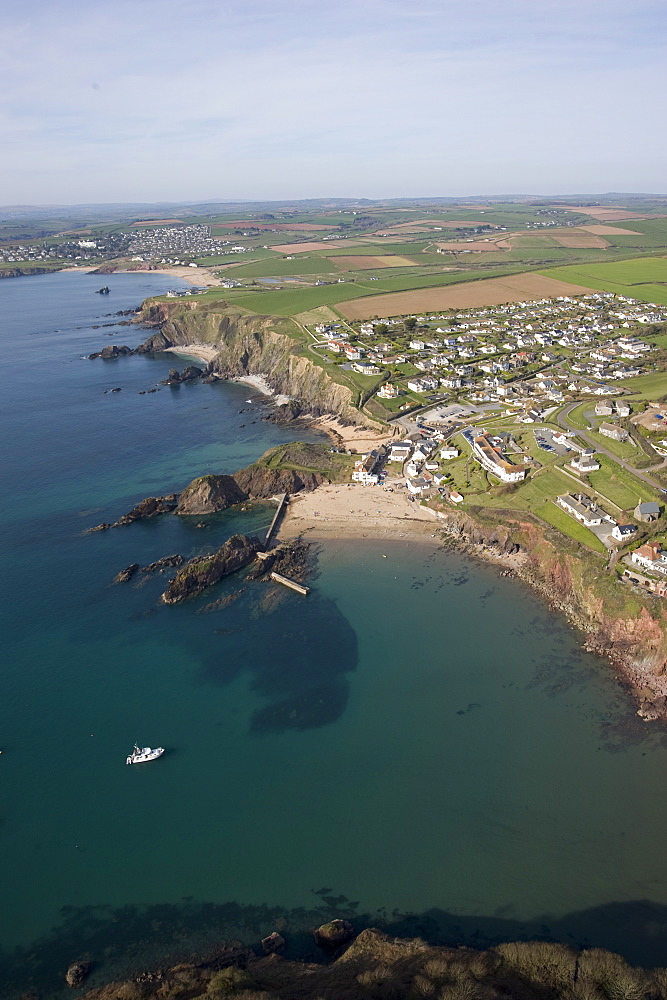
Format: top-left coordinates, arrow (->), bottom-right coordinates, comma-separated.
436,506 -> 667,719
136,299 -> 379,428
0,266 -> 56,279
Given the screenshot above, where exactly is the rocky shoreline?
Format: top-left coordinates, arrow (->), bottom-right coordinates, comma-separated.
432,507 -> 667,723
64,926 -> 667,1000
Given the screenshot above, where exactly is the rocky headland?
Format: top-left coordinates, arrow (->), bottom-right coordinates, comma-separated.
135,298 -> 380,427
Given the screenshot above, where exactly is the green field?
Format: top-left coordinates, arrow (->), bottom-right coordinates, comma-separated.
481,466 -> 608,551
586,455 -> 658,510
615,371 -> 667,400
588,429 -> 642,460
566,401 -> 596,429
540,257 -> 667,304
537,503 -> 607,553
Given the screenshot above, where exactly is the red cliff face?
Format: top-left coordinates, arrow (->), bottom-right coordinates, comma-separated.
437,508 -> 667,721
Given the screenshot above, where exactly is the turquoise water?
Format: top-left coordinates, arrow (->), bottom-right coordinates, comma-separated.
2,273 -> 667,996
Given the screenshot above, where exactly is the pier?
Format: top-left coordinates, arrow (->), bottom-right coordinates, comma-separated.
269,572 -> 310,596
265,493 -> 288,546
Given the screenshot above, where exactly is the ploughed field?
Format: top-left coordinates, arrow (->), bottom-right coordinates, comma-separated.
337,272 -> 595,319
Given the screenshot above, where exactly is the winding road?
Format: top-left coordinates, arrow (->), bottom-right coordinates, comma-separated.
557,401 -> 666,491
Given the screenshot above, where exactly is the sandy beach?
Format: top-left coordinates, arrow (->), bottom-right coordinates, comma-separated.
279,480 -> 440,540
307,415 -> 394,453
163,344 -> 220,363
61,264 -> 223,286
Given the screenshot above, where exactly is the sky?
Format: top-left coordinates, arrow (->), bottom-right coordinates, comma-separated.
1,0 -> 665,204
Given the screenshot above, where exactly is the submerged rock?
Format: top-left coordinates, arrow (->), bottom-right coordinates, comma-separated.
113,563 -> 139,584
161,534 -> 262,604
65,960 -> 91,986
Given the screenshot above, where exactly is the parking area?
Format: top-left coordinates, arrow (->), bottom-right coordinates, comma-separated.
534,428 -> 570,456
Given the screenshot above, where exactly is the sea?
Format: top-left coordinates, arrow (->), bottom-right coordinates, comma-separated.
2,271 -> 667,997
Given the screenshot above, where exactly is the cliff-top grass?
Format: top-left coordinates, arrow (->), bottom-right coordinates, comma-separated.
259,442 -> 355,481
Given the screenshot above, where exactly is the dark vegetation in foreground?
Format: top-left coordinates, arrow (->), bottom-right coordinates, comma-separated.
9,897 -> 667,1000
71,927 -> 667,1000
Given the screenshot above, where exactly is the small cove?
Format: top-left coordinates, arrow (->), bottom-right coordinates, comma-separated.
2,273 -> 667,996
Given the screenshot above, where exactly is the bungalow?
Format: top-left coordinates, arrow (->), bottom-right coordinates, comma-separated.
595,402 -> 614,417
599,422 -> 629,442
322,329 -> 348,341
556,494 -> 604,527
359,322 -> 375,335
440,446 -> 460,460
569,453 -> 601,473
449,490 -> 464,503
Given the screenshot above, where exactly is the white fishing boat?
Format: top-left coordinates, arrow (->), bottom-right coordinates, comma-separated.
126,744 -> 165,765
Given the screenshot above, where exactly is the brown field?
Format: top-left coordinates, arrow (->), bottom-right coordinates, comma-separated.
580,224 -> 644,236
558,206 -> 658,221
492,228 -> 608,249
552,232 -> 609,248
435,241 -> 504,251
213,221 -> 330,231
269,240 -> 362,253
329,255 -> 417,269
130,219 -> 183,226
377,219 -> 490,234
338,272 -> 595,320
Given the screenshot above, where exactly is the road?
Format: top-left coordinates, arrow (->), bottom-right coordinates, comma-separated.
557,401 -> 666,492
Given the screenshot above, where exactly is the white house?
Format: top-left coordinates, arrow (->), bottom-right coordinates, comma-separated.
612,524 -> 637,542
377,383 -> 401,398
556,494 -> 603,527
389,441 -> 412,462
440,446 -> 459,460
472,432 -> 526,482
632,542 -> 667,574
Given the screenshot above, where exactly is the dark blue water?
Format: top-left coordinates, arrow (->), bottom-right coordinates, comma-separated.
3,272 -> 667,997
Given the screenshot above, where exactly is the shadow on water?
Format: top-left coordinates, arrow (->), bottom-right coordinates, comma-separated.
6,894 -> 667,998
194,582 -> 358,735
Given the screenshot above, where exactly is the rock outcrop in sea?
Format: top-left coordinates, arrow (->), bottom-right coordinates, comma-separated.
161,533 -> 262,604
